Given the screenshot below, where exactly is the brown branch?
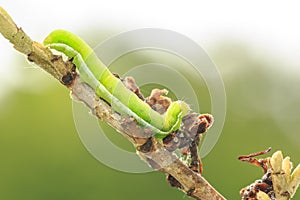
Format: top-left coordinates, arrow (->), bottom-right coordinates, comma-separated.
239,149 -> 300,200
0,7 -> 225,200
71,78 -> 225,200
0,7 -> 74,85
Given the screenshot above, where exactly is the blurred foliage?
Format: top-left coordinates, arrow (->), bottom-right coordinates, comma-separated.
0,31 -> 299,200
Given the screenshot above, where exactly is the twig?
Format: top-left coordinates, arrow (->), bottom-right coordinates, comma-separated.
0,7 -> 73,85
239,149 -> 300,200
0,7 -> 225,200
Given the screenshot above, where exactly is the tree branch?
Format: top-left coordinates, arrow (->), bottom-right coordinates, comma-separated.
0,6 -> 226,200
0,7 -> 73,85
239,149 -> 300,200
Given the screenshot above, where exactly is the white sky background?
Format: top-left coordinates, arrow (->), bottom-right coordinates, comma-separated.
0,0 -> 300,97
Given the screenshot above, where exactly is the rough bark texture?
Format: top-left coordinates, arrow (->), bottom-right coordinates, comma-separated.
0,6 -> 225,200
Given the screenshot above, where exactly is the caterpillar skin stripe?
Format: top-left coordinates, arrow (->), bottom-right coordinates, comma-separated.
44,30 -> 189,137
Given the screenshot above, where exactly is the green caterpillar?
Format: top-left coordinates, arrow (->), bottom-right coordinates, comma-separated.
44,30 -> 190,137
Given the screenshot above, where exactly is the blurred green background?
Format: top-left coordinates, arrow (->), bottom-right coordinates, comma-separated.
0,28 -> 299,200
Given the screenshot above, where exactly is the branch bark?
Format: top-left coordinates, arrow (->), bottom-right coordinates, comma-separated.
0,6 -> 225,200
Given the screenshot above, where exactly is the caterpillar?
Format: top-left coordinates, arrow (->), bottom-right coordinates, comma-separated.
44,30 -> 190,137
